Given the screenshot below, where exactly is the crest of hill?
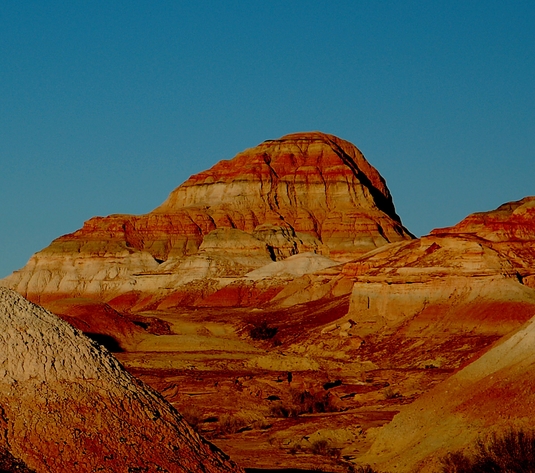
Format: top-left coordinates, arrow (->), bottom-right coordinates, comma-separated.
432,196 -> 535,242
0,287 -> 242,473
431,196 -> 535,287
152,131 -> 412,261
155,132 -> 398,218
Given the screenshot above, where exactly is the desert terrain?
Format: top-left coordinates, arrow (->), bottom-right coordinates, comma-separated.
2,132 -> 535,472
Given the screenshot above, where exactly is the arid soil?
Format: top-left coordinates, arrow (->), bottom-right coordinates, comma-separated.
110,269 -> 535,472
112,303 -> 418,472
2,133 -> 535,472
0,287 -> 243,473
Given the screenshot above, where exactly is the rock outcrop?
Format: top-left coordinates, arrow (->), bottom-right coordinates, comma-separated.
0,287 -> 242,473
2,132 -> 412,306
4,127 -> 535,473
341,234 -> 528,337
153,132 -> 412,260
432,196 -> 535,287
331,198 -> 535,342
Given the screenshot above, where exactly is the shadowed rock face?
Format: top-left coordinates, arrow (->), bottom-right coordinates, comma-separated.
1,132 -> 412,305
0,287 -> 242,473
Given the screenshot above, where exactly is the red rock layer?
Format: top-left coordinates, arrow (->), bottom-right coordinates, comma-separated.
432,196 -> 535,242
59,132 -> 412,262
2,132 -> 412,305
431,196 -> 535,284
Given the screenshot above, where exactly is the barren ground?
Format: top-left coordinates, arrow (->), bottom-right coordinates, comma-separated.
113,300 -> 479,472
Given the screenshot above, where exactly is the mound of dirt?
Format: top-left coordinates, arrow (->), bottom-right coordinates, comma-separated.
0,287 -> 242,473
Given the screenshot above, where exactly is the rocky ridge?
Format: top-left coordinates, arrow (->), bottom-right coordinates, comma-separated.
431,196 -> 535,287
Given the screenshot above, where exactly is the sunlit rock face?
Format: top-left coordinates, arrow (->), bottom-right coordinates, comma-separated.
0,287 -> 242,473
339,197 -> 535,338
431,196 -> 535,286
154,131 -> 412,259
272,198 -> 535,471
344,239 -> 520,334
2,132 -> 412,305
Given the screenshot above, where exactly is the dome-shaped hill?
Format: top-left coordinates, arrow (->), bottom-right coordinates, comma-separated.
2,132 -> 412,306
154,131 -> 411,258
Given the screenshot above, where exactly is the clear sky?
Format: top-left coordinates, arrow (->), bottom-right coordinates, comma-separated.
1,1 -> 534,277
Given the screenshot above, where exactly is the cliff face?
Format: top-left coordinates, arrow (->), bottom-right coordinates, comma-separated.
0,287 -> 242,473
2,132 -> 412,305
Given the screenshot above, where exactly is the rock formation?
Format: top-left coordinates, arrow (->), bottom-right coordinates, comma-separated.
341,233 -> 531,338
2,132 -> 412,306
0,287 -> 242,473
153,131 -> 412,260
312,198 -> 535,350
281,229 -> 535,384
325,197 -> 535,470
3,127 -> 535,472
432,196 -> 535,287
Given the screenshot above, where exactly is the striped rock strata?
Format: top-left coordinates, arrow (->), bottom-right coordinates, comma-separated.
2,132 -> 412,306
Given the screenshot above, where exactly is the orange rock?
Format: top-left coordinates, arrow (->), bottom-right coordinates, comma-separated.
2,132 -> 412,304
337,198 -> 535,340
431,196 -> 535,280
155,132 -> 412,260
43,298 -> 144,351
360,313 -> 535,472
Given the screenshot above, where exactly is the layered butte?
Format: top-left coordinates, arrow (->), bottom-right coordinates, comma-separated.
2,132 -> 412,305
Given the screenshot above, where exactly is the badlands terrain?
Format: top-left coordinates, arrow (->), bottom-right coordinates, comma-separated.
2,132 -> 535,472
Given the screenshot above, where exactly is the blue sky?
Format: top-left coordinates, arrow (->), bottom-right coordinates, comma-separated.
1,1 -> 534,277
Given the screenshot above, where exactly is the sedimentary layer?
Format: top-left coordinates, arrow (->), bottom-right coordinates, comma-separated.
2,132 -> 412,304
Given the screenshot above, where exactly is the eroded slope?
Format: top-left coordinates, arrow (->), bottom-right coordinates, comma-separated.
0,287 -> 242,473
2,132 -> 412,306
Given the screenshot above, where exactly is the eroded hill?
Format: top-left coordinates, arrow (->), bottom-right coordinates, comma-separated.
2,133 -> 535,472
